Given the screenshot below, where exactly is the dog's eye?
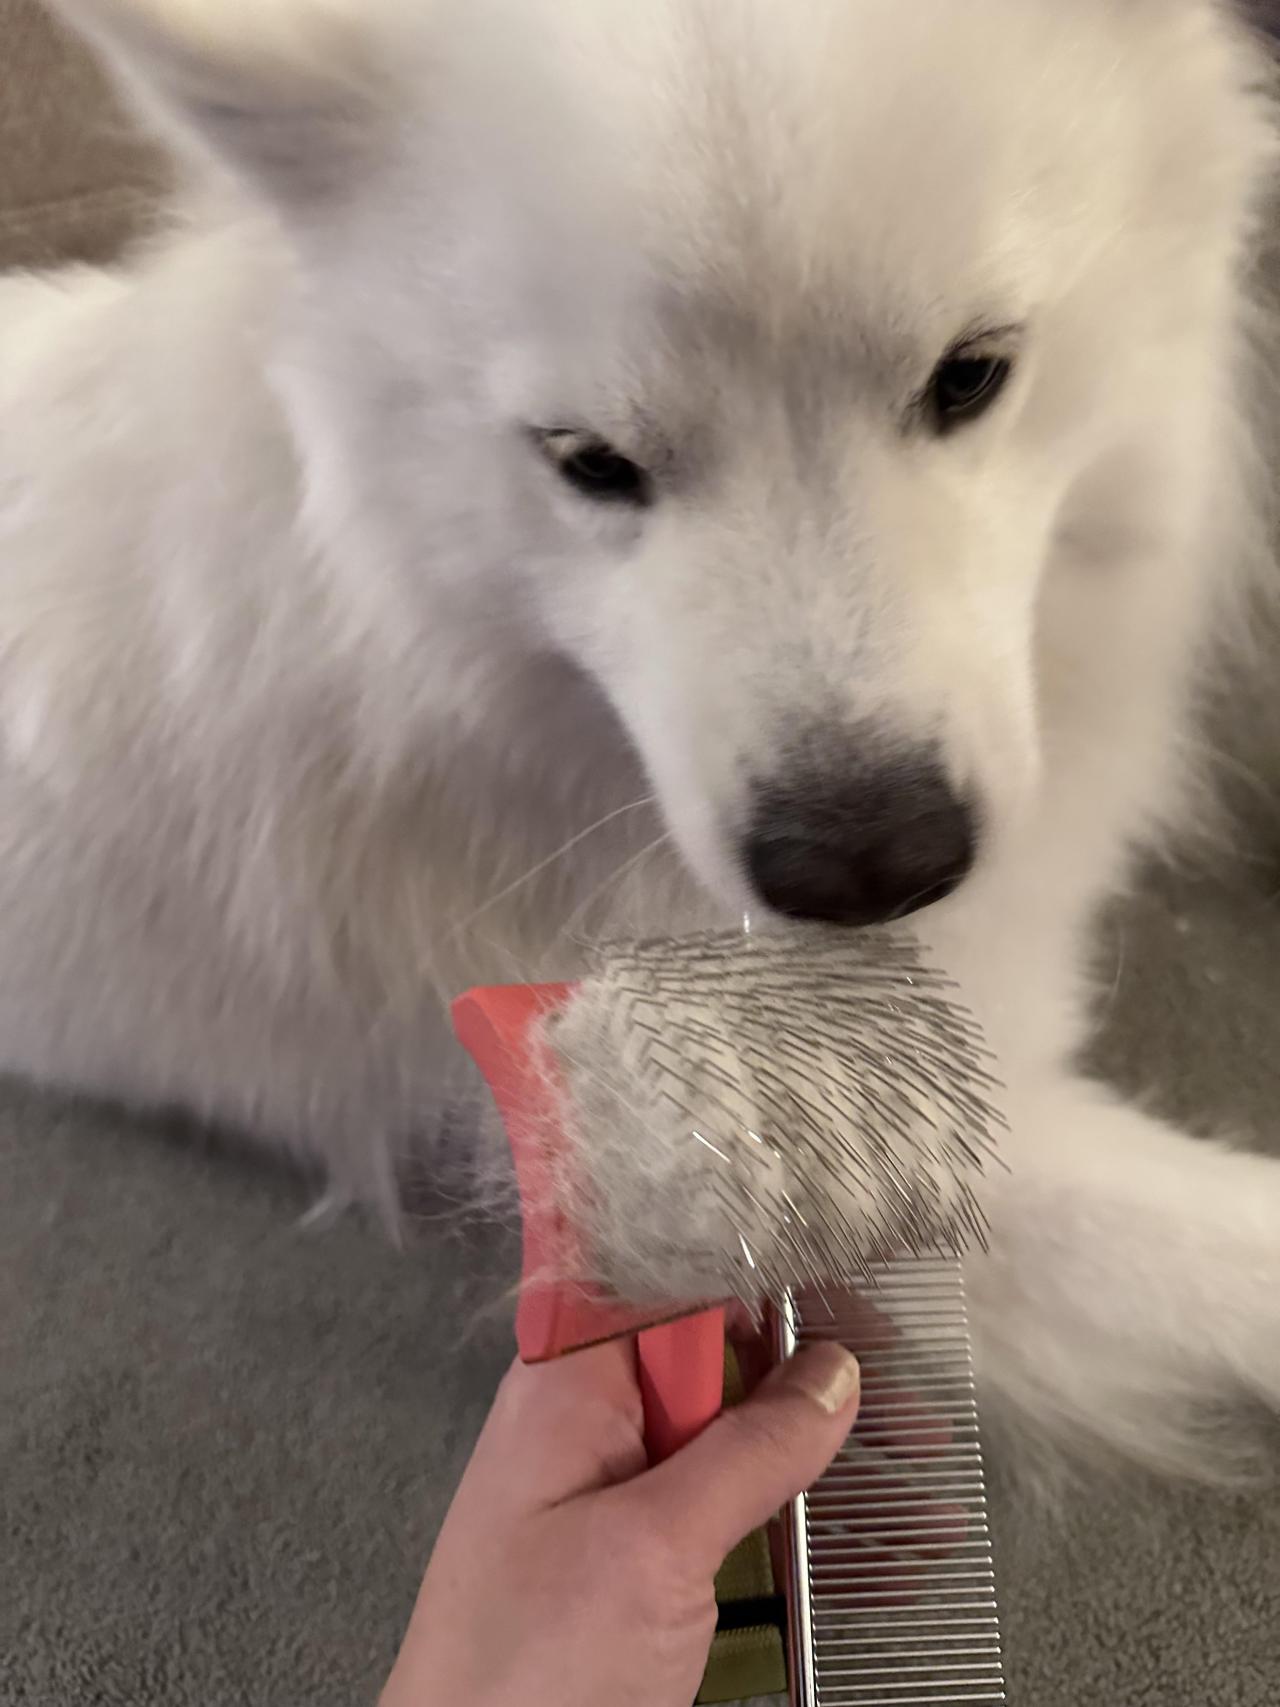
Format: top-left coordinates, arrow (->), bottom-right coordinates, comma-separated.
539,432 -> 652,506
929,353 -> 1012,430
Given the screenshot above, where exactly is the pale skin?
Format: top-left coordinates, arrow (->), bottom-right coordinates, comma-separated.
380,1338 -> 862,1707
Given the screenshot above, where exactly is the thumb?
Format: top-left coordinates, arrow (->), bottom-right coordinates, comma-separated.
633,1341 -> 861,1569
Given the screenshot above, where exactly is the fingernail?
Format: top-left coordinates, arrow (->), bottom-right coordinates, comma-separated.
784,1343 -> 861,1416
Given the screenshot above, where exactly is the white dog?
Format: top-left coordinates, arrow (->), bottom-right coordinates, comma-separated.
3,0 -> 1279,1479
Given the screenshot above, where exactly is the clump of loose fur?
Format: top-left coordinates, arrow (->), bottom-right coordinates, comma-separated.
538,926 -> 1004,1308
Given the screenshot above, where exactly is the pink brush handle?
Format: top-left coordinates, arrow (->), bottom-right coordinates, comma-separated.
452,982 -> 726,1465
637,1308 -> 726,1462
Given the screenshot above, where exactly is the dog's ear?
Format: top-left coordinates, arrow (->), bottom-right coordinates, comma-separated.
49,0 -> 390,205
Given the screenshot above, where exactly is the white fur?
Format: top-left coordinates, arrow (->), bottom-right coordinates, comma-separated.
4,0 -> 1280,1477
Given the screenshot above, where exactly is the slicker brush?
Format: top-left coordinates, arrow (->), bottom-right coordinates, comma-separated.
453,922 -> 1007,1704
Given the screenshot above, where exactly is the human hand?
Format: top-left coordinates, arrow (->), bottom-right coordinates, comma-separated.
380,1335 -> 861,1707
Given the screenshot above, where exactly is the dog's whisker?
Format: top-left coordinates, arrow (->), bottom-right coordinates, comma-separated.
550,830 -> 675,950
446,795 -> 658,939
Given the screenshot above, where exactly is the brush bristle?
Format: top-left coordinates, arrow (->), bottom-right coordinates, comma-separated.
539,925 -> 1006,1308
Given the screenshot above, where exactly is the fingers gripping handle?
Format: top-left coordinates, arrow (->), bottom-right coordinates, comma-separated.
452,982 -> 725,1463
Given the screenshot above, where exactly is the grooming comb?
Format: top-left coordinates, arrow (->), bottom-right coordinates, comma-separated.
778,1274 -> 1005,1705
453,925 -> 1006,1700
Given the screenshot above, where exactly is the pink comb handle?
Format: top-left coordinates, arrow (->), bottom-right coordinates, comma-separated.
452,982 -> 725,1463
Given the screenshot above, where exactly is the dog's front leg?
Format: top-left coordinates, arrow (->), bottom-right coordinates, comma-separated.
965,1075 -> 1280,1477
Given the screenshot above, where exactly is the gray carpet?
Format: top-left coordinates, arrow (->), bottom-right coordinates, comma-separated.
4,863 -> 1280,1705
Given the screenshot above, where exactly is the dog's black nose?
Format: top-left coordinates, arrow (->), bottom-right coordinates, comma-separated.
744,750 -> 976,927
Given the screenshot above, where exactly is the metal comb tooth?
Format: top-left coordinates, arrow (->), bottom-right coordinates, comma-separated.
778,1267 -> 1006,1706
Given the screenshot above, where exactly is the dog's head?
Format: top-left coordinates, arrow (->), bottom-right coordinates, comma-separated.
64,0 -> 1270,925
